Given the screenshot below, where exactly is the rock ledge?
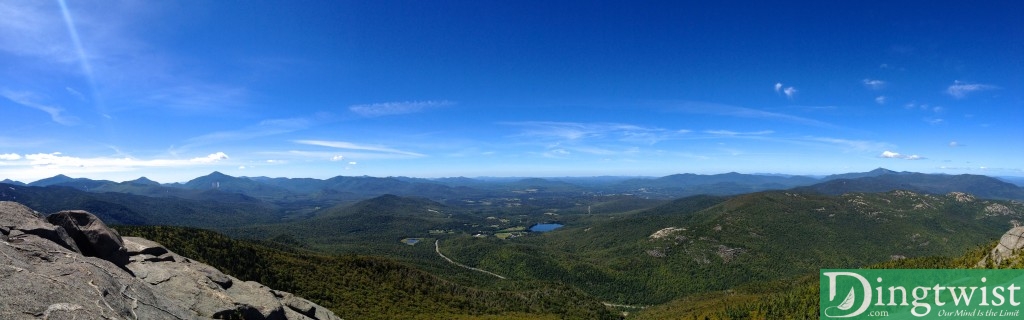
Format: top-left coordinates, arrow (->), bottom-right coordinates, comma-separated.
0,201 -> 341,320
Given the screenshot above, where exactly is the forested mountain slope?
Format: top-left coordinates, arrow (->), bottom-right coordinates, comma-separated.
115,225 -> 617,320
633,225 -> 1024,319
440,190 -> 1024,305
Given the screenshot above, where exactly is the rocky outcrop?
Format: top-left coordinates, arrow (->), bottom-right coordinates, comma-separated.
0,201 -> 80,253
979,226 -> 1024,267
47,210 -> 131,267
0,201 -> 340,320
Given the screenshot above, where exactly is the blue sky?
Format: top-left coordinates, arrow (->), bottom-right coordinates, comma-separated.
1,1 -> 1021,183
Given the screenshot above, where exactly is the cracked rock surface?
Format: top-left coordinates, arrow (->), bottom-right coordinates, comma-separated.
0,201 -> 340,320
982,226 -> 1024,266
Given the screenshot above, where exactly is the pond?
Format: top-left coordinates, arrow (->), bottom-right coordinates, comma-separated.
400,238 -> 421,245
529,223 -> 564,232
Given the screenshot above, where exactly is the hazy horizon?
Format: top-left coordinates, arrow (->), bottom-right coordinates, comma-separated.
2,1 -> 1020,183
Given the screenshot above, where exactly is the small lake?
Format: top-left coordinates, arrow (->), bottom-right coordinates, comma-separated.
529,223 -> 564,232
400,238 -> 421,245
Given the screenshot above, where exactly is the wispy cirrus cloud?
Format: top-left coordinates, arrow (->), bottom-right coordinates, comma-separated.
946,81 -> 999,99
807,137 -> 893,152
0,1 -> 77,62
1,89 -> 79,125
349,100 -> 453,117
294,140 -> 425,157
874,96 -> 886,105
174,116 -> 318,154
543,148 -> 572,158
501,122 -> 688,160
503,121 -> 686,145
704,130 -> 774,136
264,149 -> 422,161
671,102 -> 835,128
143,84 -> 249,112
1,2 -> 253,116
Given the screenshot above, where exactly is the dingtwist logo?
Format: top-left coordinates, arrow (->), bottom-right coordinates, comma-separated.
823,271 -> 873,318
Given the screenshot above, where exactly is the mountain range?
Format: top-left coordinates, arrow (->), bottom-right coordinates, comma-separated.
4,168 -> 1024,318
8,168 -> 1024,202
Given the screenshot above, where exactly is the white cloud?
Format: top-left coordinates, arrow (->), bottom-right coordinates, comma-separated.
783,87 -> 798,99
774,82 -> 797,98
880,150 -> 925,160
330,155 -> 344,161
0,153 -> 22,160
0,151 -> 241,182
925,118 -> 944,125
238,166 -> 246,169
947,81 -> 999,99
880,150 -> 902,158
349,100 -> 453,117
190,152 -> 229,163
348,161 -> 357,165
862,79 -> 886,90
0,89 -> 79,125
875,96 -> 886,105
949,141 -> 962,147
294,140 -> 425,157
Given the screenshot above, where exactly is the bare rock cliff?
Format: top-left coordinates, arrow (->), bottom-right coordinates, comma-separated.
0,201 -> 340,320
980,226 -> 1024,267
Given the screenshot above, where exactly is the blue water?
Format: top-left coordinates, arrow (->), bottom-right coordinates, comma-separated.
529,223 -> 564,232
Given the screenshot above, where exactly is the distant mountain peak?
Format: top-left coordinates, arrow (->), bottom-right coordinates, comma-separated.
869,168 -> 897,174
127,177 -> 161,186
28,174 -> 76,186
207,171 -> 230,178
1,179 -> 26,186
186,171 -> 238,183
802,172 -> 1024,200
